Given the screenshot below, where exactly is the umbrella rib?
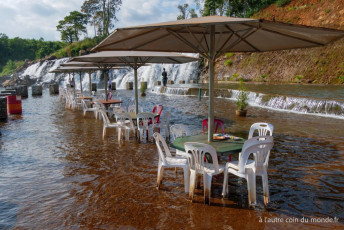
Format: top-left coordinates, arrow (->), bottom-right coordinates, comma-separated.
118,57 -> 135,68
96,28 -> 160,50
242,23 -> 324,46
165,57 -> 182,64
203,32 -> 209,54
216,31 -> 235,56
167,29 -> 210,59
186,26 -> 207,53
225,25 -> 260,52
217,27 -> 258,57
130,31 -> 172,50
261,27 -> 324,46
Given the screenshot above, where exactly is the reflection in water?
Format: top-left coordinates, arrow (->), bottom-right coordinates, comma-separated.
0,88 -> 343,229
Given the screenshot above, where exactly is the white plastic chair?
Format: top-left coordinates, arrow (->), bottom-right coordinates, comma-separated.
185,142 -> 225,205
110,97 -> 122,108
170,124 -> 191,157
128,104 -> 143,113
222,136 -> 274,207
248,122 -> 274,168
136,112 -> 155,141
81,99 -> 97,118
115,112 -> 136,141
99,109 -> 120,140
154,111 -> 171,139
113,106 -> 126,114
248,122 -> 274,139
153,132 -> 189,193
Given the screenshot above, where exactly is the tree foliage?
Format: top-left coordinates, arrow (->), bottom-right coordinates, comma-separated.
56,11 -> 88,43
177,3 -> 198,20
0,33 -> 65,74
195,0 -> 276,18
81,0 -> 122,36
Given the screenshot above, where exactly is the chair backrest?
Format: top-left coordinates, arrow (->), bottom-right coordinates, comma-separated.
153,132 -> 173,165
99,109 -> 111,126
107,92 -> 112,100
128,104 -> 143,113
115,112 -> 135,129
185,142 -> 221,174
81,99 -> 91,111
248,123 -> 274,139
137,112 -> 155,129
170,124 -> 190,141
202,118 -> 225,134
159,111 -> 171,126
152,105 -> 163,123
238,136 -> 274,174
113,107 -> 126,114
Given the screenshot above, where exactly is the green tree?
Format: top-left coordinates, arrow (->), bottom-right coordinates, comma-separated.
177,3 -> 198,20
56,11 -> 88,43
81,0 -> 122,36
195,0 -> 275,18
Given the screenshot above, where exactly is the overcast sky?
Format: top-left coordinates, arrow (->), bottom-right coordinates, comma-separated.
0,0 -> 196,41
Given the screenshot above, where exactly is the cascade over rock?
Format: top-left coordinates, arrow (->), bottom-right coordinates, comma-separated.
13,57 -> 200,90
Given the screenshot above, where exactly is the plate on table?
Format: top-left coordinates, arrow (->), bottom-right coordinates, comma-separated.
213,134 -> 226,140
224,134 -> 242,141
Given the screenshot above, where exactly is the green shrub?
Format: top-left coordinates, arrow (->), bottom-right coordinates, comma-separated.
235,78 -> 249,110
261,74 -> 267,81
0,60 -> 25,76
276,0 -> 292,7
337,75 -> 344,83
224,59 -> 233,66
295,75 -> 303,83
225,52 -> 234,58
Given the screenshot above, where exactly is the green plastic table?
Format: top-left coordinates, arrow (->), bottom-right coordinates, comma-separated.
171,134 -> 245,156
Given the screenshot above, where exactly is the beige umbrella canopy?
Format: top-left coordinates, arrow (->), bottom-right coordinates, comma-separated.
71,51 -> 200,114
59,62 -> 129,92
50,66 -> 99,93
92,15 -> 344,141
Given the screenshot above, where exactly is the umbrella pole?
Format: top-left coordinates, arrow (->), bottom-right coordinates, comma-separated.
79,71 -> 83,94
88,71 -> 92,92
208,25 -> 215,142
104,69 -> 108,101
134,59 -> 139,115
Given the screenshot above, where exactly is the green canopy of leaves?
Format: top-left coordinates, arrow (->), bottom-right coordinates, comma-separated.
56,11 -> 88,43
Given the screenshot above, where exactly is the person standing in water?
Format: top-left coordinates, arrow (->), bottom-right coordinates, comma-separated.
108,79 -> 112,90
162,68 -> 168,86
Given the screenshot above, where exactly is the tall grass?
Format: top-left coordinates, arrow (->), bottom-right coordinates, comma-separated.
276,0 -> 292,7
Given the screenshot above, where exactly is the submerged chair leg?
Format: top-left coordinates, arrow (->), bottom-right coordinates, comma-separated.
118,127 -> 122,142
203,174 -> 212,205
246,169 -> 256,207
222,168 -> 229,198
183,167 -> 189,193
189,170 -> 197,201
262,170 -> 270,206
157,163 -> 164,189
102,126 -> 106,139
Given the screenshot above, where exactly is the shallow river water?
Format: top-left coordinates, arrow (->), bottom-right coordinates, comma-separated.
0,87 -> 343,229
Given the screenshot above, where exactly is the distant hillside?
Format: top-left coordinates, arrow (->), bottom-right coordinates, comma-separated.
210,0 -> 344,84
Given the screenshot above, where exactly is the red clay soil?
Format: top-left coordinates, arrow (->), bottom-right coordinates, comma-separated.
208,0 -> 344,84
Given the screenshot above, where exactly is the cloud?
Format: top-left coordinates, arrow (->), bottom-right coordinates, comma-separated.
0,0 -> 84,40
0,0 -> 198,41
116,0 -> 180,28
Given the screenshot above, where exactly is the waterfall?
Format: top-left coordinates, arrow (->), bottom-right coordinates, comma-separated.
150,86 -> 190,95
227,89 -> 344,119
18,57 -> 199,90
20,58 -> 69,84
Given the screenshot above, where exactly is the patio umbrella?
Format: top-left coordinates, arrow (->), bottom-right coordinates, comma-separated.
59,62 -> 128,92
70,51 -> 200,114
91,15 -> 344,141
